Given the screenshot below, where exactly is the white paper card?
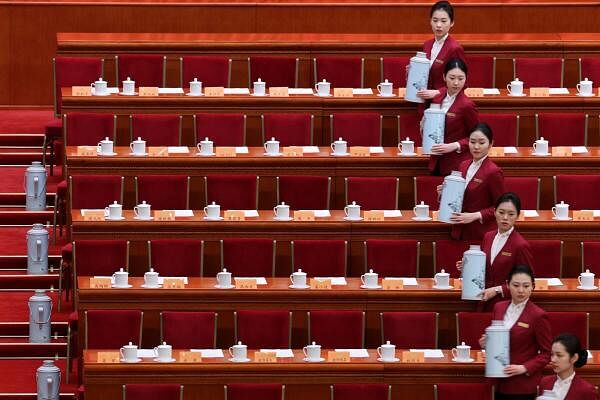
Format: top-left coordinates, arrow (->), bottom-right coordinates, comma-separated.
190,349 -> 225,358
384,277 -> 418,285
108,87 -> 119,94
369,146 -> 384,153
483,88 -> 501,95
235,147 -> 249,154
93,275 -> 115,283
235,277 -> 267,285
315,277 -> 347,285
81,209 -> 104,216
227,210 -> 259,217
352,88 -> 373,95
289,88 -> 314,95
260,349 -> 294,358
158,88 -> 184,94
172,210 -> 194,217
503,147 -> 518,154
335,349 -> 369,358
158,277 -> 189,284
167,146 -> 189,153
588,350 -> 593,359
224,88 -> 250,95
137,349 -> 156,358
302,146 -> 320,153
587,210 -> 600,217
381,210 -> 402,217
572,146 -> 588,154
536,278 -> 563,286
523,210 -> 539,217
549,88 -> 569,95
298,210 -> 331,217
410,349 -> 444,358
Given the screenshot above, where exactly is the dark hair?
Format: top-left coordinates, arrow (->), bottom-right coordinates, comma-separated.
495,192 -> 522,214
444,58 -> 468,77
430,1 -> 454,22
471,122 -> 493,142
507,264 -> 534,283
553,333 -> 588,368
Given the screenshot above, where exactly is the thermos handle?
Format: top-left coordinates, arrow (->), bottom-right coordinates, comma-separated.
35,303 -> 53,324
47,377 -> 53,395
36,239 -> 42,261
33,176 -> 39,198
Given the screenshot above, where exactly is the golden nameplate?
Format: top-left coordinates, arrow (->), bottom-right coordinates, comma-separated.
216,147 -> 236,157
333,88 -> 353,98
294,210 -> 315,221
535,279 -> 549,290
89,277 -> 112,289
573,210 -> 594,221
350,146 -> 370,157
269,87 -> 289,97
310,278 -> 332,290
204,87 -> 225,97
364,211 -> 384,222
83,210 -> 105,221
552,146 -> 572,157
179,351 -> 202,363
163,278 -> 185,289
155,210 -> 175,221
235,278 -> 258,289
76,146 -> 97,156
327,351 -> 350,362
529,87 -> 550,97
283,146 -> 304,157
401,351 -> 424,363
464,88 -> 484,97
382,279 -> 403,290
254,351 -> 277,363
138,87 -> 159,97
224,210 -> 245,221
97,352 -> 120,363
148,147 -> 168,157
72,86 -> 92,96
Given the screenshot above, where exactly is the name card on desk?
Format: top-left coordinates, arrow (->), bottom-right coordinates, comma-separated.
269,87 -> 289,97
163,278 -> 185,289
327,351 -> 350,362
255,351 -> 277,363
552,146 -> 572,157
204,87 -> 225,97
476,351 -> 486,363
488,147 -> 504,157
530,87 -> 550,97
431,211 -> 439,221
76,146 -> 97,156
97,352 -> 120,363
364,210 -> 384,221
464,88 -> 484,97
382,279 -> 403,290
283,146 -> 304,157
155,210 -> 175,221
333,88 -> 353,98
216,147 -> 236,157
180,351 -> 202,363
311,278 -> 332,290
573,210 -> 594,221
398,88 -> 406,97
148,147 -> 168,157
72,86 -> 92,96
224,210 -> 245,221
401,351 -> 424,363
139,87 -> 159,97
235,278 -> 257,289
535,279 -> 549,290
350,146 -> 370,157
83,210 -> 105,221
294,210 -> 315,221
89,277 -> 112,289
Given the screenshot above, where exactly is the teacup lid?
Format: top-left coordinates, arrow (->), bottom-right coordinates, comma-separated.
102,136 -> 111,143
141,200 -> 147,205
210,201 -> 217,206
402,137 -> 413,143
416,200 -> 427,207
202,137 -> 211,142
438,268 -> 448,275
162,341 -> 167,346
126,77 -> 132,82
321,79 -> 328,83
255,78 -> 262,83
237,341 -> 243,346
296,268 -> 303,273
96,77 -> 104,82
311,341 -> 317,345
119,267 -> 124,272
538,136 -> 548,142
110,200 -> 120,206
583,77 -> 591,82
268,137 -> 277,142
381,79 -> 391,84
557,200 -> 568,206
149,267 -> 154,273
221,268 -> 228,273
385,340 -> 391,345
513,78 -> 521,83
337,137 -> 344,142
192,78 -> 199,82
583,268 -> 594,275
280,202 -> 286,206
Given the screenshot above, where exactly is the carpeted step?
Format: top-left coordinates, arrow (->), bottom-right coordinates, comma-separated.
0,209 -> 54,225
0,322 -> 68,337
0,394 -> 75,400
0,273 -> 60,290
0,358 -> 77,393
0,109 -> 55,135
0,134 -> 44,147
0,149 -> 43,165
0,194 -> 56,207
0,226 -> 67,256
0,340 -> 68,357
0,292 -> 72,323
0,256 -> 61,270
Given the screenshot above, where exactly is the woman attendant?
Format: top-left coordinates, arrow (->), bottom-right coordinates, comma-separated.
539,334 -> 597,400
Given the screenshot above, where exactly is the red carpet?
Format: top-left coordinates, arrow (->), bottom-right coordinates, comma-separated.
0,109 -> 54,134
0,359 -> 77,393
0,291 -> 72,323
0,166 -> 62,194
0,226 -> 67,256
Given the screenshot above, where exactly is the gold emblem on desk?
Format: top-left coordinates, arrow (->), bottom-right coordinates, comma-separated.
333,88 -> 353,98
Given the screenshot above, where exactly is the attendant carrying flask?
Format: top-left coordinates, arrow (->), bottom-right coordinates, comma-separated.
36,359 -> 60,400
485,320 -> 510,377
438,171 -> 466,223
29,289 -> 52,343
422,104 -> 445,154
27,223 -> 49,275
404,51 -> 430,103
461,245 -> 486,300
25,161 -> 47,211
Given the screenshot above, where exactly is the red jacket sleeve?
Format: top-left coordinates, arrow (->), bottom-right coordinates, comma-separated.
522,311 -> 552,375
480,168 -> 505,223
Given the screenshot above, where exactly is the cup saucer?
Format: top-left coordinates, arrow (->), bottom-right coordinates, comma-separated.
377,357 -> 400,363
330,152 -> 350,156
112,284 -> 133,289
576,93 -> 595,97
343,217 -> 363,221
452,357 -> 474,363
376,94 -> 396,98
186,92 -> 204,97
153,357 -> 176,363
92,92 -> 111,97
313,93 -> 332,97
289,284 -> 310,289
140,284 -> 162,288
411,216 -> 432,221
228,357 -> 251,363
432,285 -> 453,290
398,152 -> 417,156
274,217 -> 293,222
97,152 -> 118,156
196,152 -> 216,157
105,216 -> 126,221
214,284 -> 235,289
508,93 -> 526,97
303,357 -> 325,362
203,216 -> 224,221
360,284 -> 382,289
552,217 -> 572,221
129,152 -> 148,156
119,92 -> 137,96
263,152 -> 283,157
120,358 -> 142,363
134,216 -> 154,221
577,285 -> 598,290
531,152 -> 551,156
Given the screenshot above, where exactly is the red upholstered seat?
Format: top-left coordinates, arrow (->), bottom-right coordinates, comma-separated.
433,240 -> 470,278
235,310 -> 291,348
380,312 -> 438,348
194,113 -> 246,146
314,57 -> 364,88
69,175 -> 123,210
536,113 -> 588,146
277,175 -> 331,210
225,384 -> 284,400
365,239 -> 420,277
161,311 -> 216,349
435,383 -> 493,400
73,240 -> 129,291
397,113 -> 422,147
413,176 -> 443,211
381,56 -> 410,88
330,113 -> 382,146
85,310 -> 142,348
249,56 -> 299,88
331,384 -> 390,400
554,175 -> 600,209
547,312 -> 589,348
309,310 -> 364,348
116,54 -> 165,87
135,175 -> 190,210
529,240 -> 563,277
465,55 -> 495,88
478,113 -> 519,146
292,240 -> 347,277
221,238 -> 276,277
149,239 -> 203,276
130,114 -> 182,146
123,384 -> 182,400
205,175 -> 259,210
180,56 -> 231,87
64,113 -> 116,146
581,241 -> 600,274
345,177 -> 398,210
504,177 -> 540,210
456,312 -> 493,350
262,113 -> 313,146
579,57 -> 600,83
513,57 -> 564,87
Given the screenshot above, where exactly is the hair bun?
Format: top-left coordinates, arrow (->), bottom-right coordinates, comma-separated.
575,349 -> 588,368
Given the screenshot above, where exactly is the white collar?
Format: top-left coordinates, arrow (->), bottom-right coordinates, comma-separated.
471,155 -> 487,167
509,298 -> 528,310
435,33 -> 449,45
557,371 -> 576,385
444,91 -> 458,101
496,226 -> 514,239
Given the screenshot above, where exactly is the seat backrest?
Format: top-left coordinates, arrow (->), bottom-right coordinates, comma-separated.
529,240 -> 563,277
116,54 -> 165,87
292,240 -> 347,276
414,176 -> 443,211
433,240 -> 470,278
235,310 -> 291,348
554,175 -> 600,209
456,312 -> 493,350
397,113 -> 422,146
380,312 -> 437,348
135,175 -> 190,210
249,56 -> 299,88
64,113 -> 116,146
205,175 -> 259,210
381,56 -> 410,88
130,114 -> 182,146
464,55 -> 495,88
478,113 -> 518,146
330,113 -> 382,146
580,57 -> 600,83
331,384 -> 390,400
262,113 -> 313,146
123,384 -> 182,400
314,57 -> 364,88
54,57 -> 103,116
277,175 -> 331,210
74,239 -> 129,278
225,384 -> 284,400
309,310 -> 364,348
85,310 -> 142,349
513,57 -> 564,87
70,175 -> 123,210
180,56 -> 231,87
435,383 -> 493,400
345,177 -> 398,210
194,114 -> 246,146
547,311 -> 589,348
149,239 -> 203,277
160,311 -> 216,349
581,241 -> 600,275
536,113 -> 587,146
504,177 -> 540,210
364,239 -> 419,277
221,238 -> 276,277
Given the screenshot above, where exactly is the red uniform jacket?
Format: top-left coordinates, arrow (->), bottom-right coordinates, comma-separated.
423,35 -> 466,90
451,157 -> 505,241
492,300 -> 552,395
429,87 -> 479,175
539,374 -> 598,400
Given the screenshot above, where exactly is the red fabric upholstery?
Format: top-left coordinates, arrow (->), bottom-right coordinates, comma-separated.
85,309 -> 142,348
262,113 -> 312,146
365,239 -> 419,277
293,240 -> 347,277
582,241 -> 600,274
381,56 -> 409,88
74,240 -> 129,277
54,57 -> 103,115
465,55 -> 495,88
397,112 -> 422,146
250,56 -> 298,88
381,312 -> 437,348
205,175 -> 258,210
194,113 -> 246,146
44,118 -> 62,139
161,311 -> 216,348
277,175 -> 330,210
504,177 -> 539,210
309,310 -> 364,348
130,114 -> 181,146
64,113 -> 115,146
124,384 -> 181,400
547,312 -> 589,348
537,113 -> 587,146
530,240 -> 562,277
456,312 -> 493,350
149,239 -> 203,276
181,56 -> 230,87
514,58 -> 563,87
346,177 -> 398,210
478,113 -> 518,146
555,175 -> 600,209
226,384 -> 283,400
436,383 -> 493,400
580,57 -> 600,83
331,113 -> 381,146
136,175 -> 189,210
314,57 -> 363,88
236,310 -> 290,348
433,240 -> 470,278
221,238 -> 275,276
414,176 -> 443,211
117,54 -> 164,87
70,175 -> 122,209
332,384 -> 389,400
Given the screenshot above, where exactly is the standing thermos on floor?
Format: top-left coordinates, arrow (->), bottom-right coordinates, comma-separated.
25,161 -> 46,211
36,359 -> 60,400
29,289 -> 52,343
461,245 -> 486,300
27,223 -> 48,275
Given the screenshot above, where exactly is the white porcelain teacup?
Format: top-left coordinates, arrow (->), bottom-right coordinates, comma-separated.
273,202 -> 290,220
134,201 -> 152,220
290,269 -> 307,287
507,78 -> 523,96
377,340 -> 396,361
144,268 -> 159,287
104,201 -> 122,220
552,200 -> 570,220
452,342 -> 471,361
303,342 -> 321,361
229,341 -> 247,361
398,137 -> 415,155
577,78 -> 593,96
434,269 -> 450,288
97,137 -> 114,155
578,269 -> 595,288
377,79 -> 393,97
130,137 -> 146,155
197,137 -> 213,155
204,201 -> 220,219
361,269 -> 378,288
315,79 -> 331,96
331,138 -> 347,155
112,268 -> 129,287
122,77 -> 135,95
217,268 -> 232,287
253,78 -> 266,96
344,201 -> 361,220
533,137 -> 549,155
154,342 -> 172,361
413,201 -> 430,219
91,77 -> 108,95
120,342 -> 138,362
189,78 -> 203,96
264,137 -> 280,155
